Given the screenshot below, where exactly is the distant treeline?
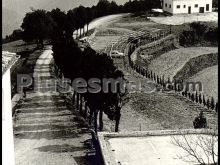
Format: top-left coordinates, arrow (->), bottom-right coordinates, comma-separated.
2,0 -> 161,44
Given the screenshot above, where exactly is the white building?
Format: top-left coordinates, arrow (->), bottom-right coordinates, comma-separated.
162,0 -> 212,14
2,51 -> 19,165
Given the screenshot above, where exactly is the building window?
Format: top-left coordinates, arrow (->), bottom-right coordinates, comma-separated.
195,4 -> 198,8
165,3 -> 167,7
177,5 -> 180,8
206,4 -> 209,11
169,4 -> 171,8
183,5 -> 186,8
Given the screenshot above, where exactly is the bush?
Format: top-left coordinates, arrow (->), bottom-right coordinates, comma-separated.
179,22 -> 218,47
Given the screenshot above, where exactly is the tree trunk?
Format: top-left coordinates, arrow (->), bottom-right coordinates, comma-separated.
89,107 -> 93,126
84,102 -> 88,119
72,91 -> 75,104
94,110 -> 98,133
79,95 -> 83,114
76,93 -> 79,109
87,24 -> 89,33
115,109 -> 121,132
76,29 -> 78,38
115,119 -> 120,132
79,28 -> 81,38
39,38 -> 44,49
83,26 -> 85,36
99,110 -> 103,131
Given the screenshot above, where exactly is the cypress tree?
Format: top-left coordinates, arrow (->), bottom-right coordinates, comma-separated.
195,91 -> 198,103
182,91 -> 185,96
156,75 -> 159,84
206,98 -> 210,109
203,95 -> 206,106
153,73 -> 156,81
188,92 -> 191,99
210,97 -> 215,110
198,93 -> 202,104
174,80 -> 177,91
191,93 -> 195,102
184,88 -> 187,97
145,69 -> 148,78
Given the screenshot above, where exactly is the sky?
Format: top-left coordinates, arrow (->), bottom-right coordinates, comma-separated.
2,0 -> 130,37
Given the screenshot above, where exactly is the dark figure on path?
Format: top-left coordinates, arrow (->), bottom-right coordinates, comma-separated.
193,111 -> 207,129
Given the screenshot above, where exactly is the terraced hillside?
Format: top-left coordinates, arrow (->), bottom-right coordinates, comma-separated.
148,47 -> 218,81
92,15 -> 218,131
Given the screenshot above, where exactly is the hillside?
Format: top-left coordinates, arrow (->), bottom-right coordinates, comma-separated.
2,0 -> 129,37
173,53 -> 218,81
148,47 -> 218,80
187,65 -> 218,100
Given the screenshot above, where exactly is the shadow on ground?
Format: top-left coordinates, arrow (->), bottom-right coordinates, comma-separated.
36,144 -> 84,153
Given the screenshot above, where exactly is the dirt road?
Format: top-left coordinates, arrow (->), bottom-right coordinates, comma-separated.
13,46 -> 92,165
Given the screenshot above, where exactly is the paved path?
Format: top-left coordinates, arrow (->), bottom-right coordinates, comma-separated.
13,46 -> 92,165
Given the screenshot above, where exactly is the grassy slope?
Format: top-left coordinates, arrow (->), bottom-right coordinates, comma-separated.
148,47 -> 218,80
130,92 -> 217,130
3,40 -> 42,97
174,53 -> 218,81
2,40 -> 37,53
187,65 -> 218,100
95,15 -> 217,130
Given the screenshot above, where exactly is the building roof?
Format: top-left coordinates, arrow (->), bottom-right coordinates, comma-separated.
2,51 -> 20,76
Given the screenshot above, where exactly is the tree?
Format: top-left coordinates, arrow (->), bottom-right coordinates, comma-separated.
210,97 -> 215,110
48,8 -> 69,41
171,130 -> 218,165
179,30 -> 196,46
21,9 -> 55,47
188,92 -> 191,99
195,91 -> 199,103
199,93 -> 202,104
96,0 -> 111,17
85,7 -> 95,33
191,93 -> 195,102
203,95 -> 206,106
52,37 -> 125,133
207,98 -> 210,109
215,102 -> 218,112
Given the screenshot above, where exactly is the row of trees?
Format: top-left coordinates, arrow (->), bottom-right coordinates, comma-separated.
52,32 -> 126,132
4,0 -> 162,44
124,22 -> 218,113
130,61 -> 218,112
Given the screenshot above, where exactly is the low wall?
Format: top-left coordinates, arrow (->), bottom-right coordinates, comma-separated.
130,34 -> 176,62
98,129 -> 217,165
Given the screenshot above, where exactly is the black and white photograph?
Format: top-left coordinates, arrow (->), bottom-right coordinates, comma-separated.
2,0 -> 218,164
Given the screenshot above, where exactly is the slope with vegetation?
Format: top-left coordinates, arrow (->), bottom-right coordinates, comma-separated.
187,65 -> 218,101
148,47 -> 218,81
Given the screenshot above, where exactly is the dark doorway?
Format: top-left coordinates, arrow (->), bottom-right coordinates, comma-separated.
206,4 -> 209,11
188,6 -> 191,14
199,7 -> 205,13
